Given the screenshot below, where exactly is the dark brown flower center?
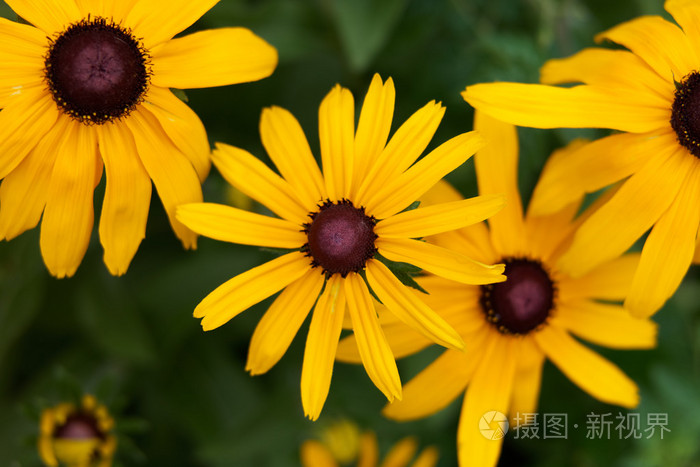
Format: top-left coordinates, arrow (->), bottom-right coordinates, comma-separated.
480,258 -> 555,335
671,71 -> 700,158
302,199 -> 377,277
54,413 -> 103,440
44,17 -> 150,125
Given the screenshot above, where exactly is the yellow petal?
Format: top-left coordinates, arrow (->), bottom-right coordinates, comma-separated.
377,237 -> 505,285
559,253 -> 640,301
195,251 -> 309,331
125,0 -> 219,48
473,110 -> 525,256
97,122 -> 152,276
5,0 -> 81,34
375,195 -> 504,239
625,160 -> 700,317
666,0 -> 700,64
383,349 -> 472,421
426,223 -> 498,265
0,115 -> 70,240
142,86 -> 211,182
540,48 -> 673,98
38,435 -> 58,467
418,179 -> 464,206
246,268 -> 324,375
336,321 -> 433,364
112,0 -> 140,20
529,131 -> 668,217
125,107 -> 202,249
553,300 -> 657,349
319,84 -> 355,200
0,87 -> 58,179
212,142 -> 308,225
534,325 -> 639,407
352,74 -> 395,198
417,274 -> 480,303
355,101 -> 444,206
79,0 -> 138,21
39,407 -> 55,434
301,275 -> 346,420
335,305 -> 434,364
595,15 -> 695,83
462,83 -> 669,134
300,440 -> 338,467
380,437 -> 417,467
457,337 -> 517,467
176,203 -> 306,249
509,338 -> 544,428
0,18 -> 46,103
426,304 -> 484,346
557,146 -> 690,277
411,446 -> 439,467
73,0 -> 106,17
260,106 -> 325,211
40,123 -> 97,278
365,259 -> 465,350
357,432 -> 379,467
366,131 -> 486,219
524,197 -> 581,263
344,273 -> 402,402
151,28 -> 277,89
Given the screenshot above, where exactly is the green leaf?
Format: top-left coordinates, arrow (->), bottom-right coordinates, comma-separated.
375,253 -> 428,294
400,200 -> 421,213
171,88 -> 189,103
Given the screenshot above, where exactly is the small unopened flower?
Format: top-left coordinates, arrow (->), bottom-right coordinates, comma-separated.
300,420 -> 438,467
38,395 -> 116,467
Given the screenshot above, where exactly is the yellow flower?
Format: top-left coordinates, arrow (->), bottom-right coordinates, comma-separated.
337,112 -> 657,467
177,74 -> 507,420
38,394 -> 116,467
300,420 -> 438,467
462,0 -> 700,317
0,0 -> 277,277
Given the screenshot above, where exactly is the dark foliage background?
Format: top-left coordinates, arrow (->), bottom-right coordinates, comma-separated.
0,0 -> 698,466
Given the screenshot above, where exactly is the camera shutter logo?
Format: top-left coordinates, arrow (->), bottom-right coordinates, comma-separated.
480,411 -> 509,440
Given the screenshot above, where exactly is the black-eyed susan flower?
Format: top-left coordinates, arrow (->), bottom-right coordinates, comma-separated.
300,419 -> 438,467
176,74 -> 507,420
337,112 -> 657,467
462,0 -> 700,317
0,0 -> 277,277
38,394 -> 116,467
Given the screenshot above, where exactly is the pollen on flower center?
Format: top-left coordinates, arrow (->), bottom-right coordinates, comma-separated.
480,258 -> 555,335
44,17 -> 150,125
302,199 -> 378,277
54,413 -> 103,440
671,71 -> 700,158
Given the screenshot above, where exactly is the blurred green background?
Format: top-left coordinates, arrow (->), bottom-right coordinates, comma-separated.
0,0 -> 698,465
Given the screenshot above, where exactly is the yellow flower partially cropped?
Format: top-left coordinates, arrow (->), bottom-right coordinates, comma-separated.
337,112 -> 657,467
300,420 -> 438,467
462,0 -> 700,317
177,74 -> 506,420
0,0 -> 277,277
38,395 -> 116,467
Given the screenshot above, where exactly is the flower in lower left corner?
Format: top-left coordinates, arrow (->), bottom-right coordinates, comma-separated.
38,394 -> 116,467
